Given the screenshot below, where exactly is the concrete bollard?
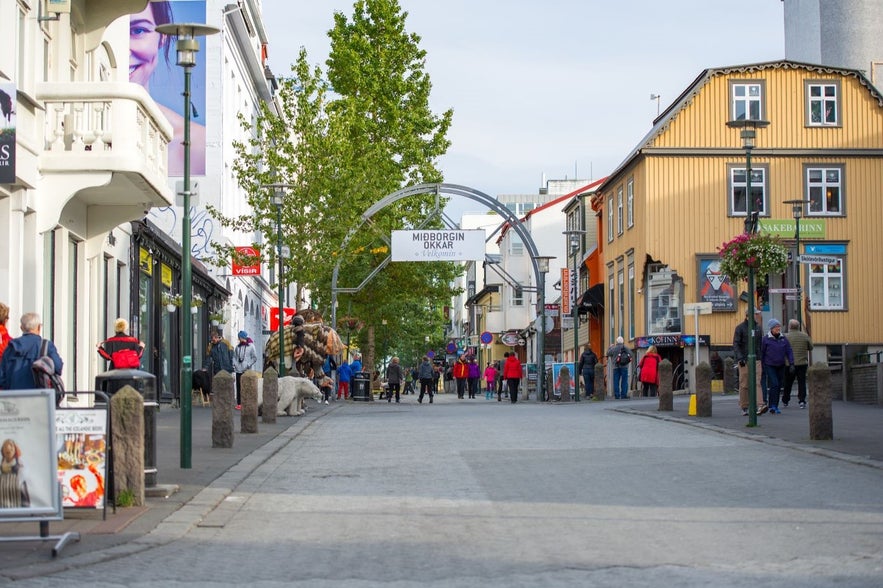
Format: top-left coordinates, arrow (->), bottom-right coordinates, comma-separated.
559,365 -> 572,402
240,370 -> 259,434
695,361 -> 712,417
658,359 -> 673,411
262,367 -> 279,424
808,362 -> 833,440
724,357 -> 738,394
212,370 -> 235,448
110,385 -> 145,506
593,364 -> 605,401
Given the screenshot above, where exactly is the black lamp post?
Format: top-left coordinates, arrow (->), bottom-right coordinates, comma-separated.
727,118 -> 769,427
156,22 -> 220,469
783,199 -> 811,329
563,230 -> 586,401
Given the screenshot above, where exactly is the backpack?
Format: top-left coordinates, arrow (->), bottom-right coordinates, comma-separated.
615,346 -> 631,366
111,348 -> 141,369
32,339 -> 65,405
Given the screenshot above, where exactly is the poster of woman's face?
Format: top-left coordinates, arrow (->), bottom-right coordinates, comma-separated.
129,1 -> 208,177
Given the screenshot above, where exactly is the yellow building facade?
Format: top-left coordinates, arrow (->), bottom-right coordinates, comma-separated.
593,61 -> 883,376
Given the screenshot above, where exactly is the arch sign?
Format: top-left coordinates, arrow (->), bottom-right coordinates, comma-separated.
391,230 -> 486,261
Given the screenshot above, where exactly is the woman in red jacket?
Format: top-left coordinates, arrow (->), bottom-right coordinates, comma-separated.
637,345 -> 662,397
502,352 -> 524,403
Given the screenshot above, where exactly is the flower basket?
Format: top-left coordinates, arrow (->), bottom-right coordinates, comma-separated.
717,232 -> 789,285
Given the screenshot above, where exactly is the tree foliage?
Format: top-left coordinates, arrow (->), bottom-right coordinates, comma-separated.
213,0 -> 460,365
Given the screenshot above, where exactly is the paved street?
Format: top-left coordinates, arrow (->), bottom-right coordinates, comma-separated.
4,394 -> 883,587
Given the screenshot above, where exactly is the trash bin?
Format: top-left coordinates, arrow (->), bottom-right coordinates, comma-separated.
95,369 -> 158,487
352,371 -> 371,402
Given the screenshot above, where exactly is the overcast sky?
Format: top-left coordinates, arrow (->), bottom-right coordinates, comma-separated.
261,0 -> 785,212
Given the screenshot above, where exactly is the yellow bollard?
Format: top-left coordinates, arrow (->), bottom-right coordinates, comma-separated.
688,393 -> 697,416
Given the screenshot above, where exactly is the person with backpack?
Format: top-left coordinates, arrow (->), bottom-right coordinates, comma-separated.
606,336 -> 632,400
577,344 -> 599,399
97,318 -> 145,370
0,312 -> 63,390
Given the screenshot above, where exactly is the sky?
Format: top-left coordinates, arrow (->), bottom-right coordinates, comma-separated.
260,0 -> 785,216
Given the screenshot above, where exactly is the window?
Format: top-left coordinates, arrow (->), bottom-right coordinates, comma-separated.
510,234 -> 524,256
628,263 -> 635,340
730,81 -> 764,121
607,197 -> 614,242
626,178 -> 634,228
809,258 -> 844,310
806,166 -> 843,215
511,285 -> 523,307
617,268 -> 625,339
806,81 -> 839,126
728,165 -> 768,217
608,267 -> 615,344
616,186 -> 624,235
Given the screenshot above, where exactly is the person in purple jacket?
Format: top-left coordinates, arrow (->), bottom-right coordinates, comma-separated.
760,318 -> 794,415
467,357 -> 481,399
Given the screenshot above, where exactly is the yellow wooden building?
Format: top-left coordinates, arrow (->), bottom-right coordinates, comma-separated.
592,60 -> 883,379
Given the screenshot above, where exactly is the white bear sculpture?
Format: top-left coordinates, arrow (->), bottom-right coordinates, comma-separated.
257,376 -> 322,416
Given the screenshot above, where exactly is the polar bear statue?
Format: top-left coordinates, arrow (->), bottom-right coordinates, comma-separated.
257,376 -> 322,416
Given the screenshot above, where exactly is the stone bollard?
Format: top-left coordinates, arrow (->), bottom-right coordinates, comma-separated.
658,359 -> 673,411
724,356 -> 738,394
110,386 -> 145,507
808,362 -> 833,440
262,367 -> 279,424
212,370 -> 235,448
240,370 -> 259,434
559,365 -> 572,402
593,364 -> 605,401
695,361 -> 713,417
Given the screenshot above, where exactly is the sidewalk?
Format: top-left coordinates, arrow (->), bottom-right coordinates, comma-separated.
612,393 -> 883,467
0,400 -> 333,580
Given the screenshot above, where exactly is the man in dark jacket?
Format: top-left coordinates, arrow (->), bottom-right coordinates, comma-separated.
577,344 -> 599,399
417,356 -> 434,404
760,319 -> 794,415
206,330 -> 233,376
733,309 -> 764,416
0,313 -> 63,390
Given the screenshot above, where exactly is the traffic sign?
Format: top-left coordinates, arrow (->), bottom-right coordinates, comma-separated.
799,254 -> 839,265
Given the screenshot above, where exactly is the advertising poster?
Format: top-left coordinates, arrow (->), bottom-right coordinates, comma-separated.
698,256 -> 736,312
130,0 -> 208,176
56,409 -> 107,509
552,362 -> 577,398
0,81 -> 15,185
0,391 -> 59,519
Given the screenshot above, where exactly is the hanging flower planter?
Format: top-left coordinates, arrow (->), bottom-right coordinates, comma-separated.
718,232 -> 789,285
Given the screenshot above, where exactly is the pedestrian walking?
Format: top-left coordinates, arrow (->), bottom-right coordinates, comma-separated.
337,359 -> 352,400
733,309 -> 765,416
760,318 -> 794,415
495,360 -> 505,400
783,318 -> 813,409
637,345 -> 662,397
0,313 -> 63,390
205,330 -> 233,407
0,303 -> 12,363
503,352 -> 523,403
452,355 -> 468,399
417,356 -> 434,404
606,336 -> 632,399
483,361 -> 497,400
467,357 -> 480,399
385,356 -> 405,403
577,344 -> 598,399
97,318 -> 145,369
232,330 -> 258,410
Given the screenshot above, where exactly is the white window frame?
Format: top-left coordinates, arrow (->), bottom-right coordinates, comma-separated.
509,234 -> 524,256
628,262 -> 635,340
616,186 -> 624,235
626,178 -> 634,228
510,285 -> 524,307
730,81 -> 764,121
617,268 -> 625,339
805,165 -> 844,216
728,164 -> 768,217
806,81 -> 840,127
608,266 -> 615,344
607,196 -> 614,242
809,258 -> 844,310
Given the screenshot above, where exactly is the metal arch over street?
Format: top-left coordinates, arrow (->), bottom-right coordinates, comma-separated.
330,183 -> 550,401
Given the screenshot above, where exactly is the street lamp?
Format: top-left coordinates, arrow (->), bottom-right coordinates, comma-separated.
563,229 -> 586,402
156,22 -> 220,469
533,256 -> 554,402
783,199 -> 811,329
271,186 -> 286,376
727,118 -> 770,427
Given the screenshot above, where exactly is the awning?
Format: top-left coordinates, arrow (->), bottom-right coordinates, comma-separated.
578,283 -> 605,316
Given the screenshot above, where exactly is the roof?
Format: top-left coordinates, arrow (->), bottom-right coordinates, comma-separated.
595,59 -> 883,198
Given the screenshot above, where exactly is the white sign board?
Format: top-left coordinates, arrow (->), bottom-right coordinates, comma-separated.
391,230 -> 486,262
799,254 -> 839,265
683,302 -> 713,315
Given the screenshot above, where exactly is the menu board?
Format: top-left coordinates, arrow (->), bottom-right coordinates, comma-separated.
55,409 -> 107,509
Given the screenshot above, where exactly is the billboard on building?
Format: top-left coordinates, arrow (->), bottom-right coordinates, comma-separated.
0,81 -> 15,185
129,1 -> 208,177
